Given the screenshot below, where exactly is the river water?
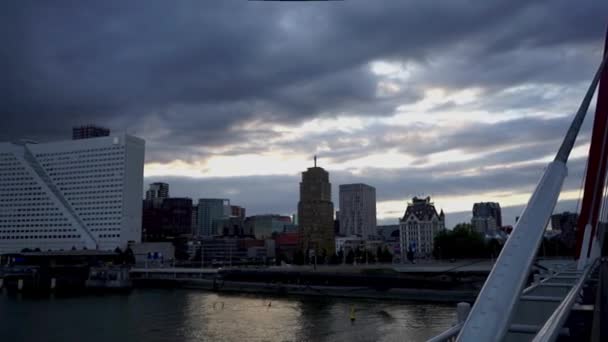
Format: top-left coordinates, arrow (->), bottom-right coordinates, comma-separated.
0,289 -> 455,342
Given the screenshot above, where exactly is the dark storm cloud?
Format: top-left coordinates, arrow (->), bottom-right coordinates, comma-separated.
2,1 -> 606,147
3,1 -> 607,219
267,114 -> 592,167
408,115 -> 587,156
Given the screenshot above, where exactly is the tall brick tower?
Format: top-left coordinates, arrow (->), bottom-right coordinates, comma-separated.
298,156 -> 335,258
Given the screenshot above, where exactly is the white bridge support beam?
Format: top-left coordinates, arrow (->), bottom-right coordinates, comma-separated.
457,53 -> 608,342
456,161 -> 567,342
578,224 -> 592,270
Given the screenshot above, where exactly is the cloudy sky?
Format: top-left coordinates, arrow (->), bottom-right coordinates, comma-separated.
2,1 -> 607,227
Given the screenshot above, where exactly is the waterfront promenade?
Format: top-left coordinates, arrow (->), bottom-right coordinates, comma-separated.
133,259 -> 496,274
128,260 -> 499,302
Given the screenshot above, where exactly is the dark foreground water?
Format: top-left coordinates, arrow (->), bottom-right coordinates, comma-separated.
0,289 -> 455,342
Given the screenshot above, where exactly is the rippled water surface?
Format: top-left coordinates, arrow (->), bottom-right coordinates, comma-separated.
0,289 -> 456,341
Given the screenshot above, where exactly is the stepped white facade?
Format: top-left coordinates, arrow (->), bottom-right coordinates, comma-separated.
0,134 -> 145,253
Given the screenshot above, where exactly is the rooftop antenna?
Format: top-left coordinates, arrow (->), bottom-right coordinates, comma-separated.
314,155 -> 317,167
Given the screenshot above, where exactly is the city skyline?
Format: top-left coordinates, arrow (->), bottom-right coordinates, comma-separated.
2,2 -> 607,229
1,3 -> 607,341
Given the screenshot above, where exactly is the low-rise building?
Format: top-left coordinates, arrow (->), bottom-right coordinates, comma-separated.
377,225 -> 400,242
131,242 -> 175,267
399,196 -> 445,259
274,232 -> 300,263
335,236 -> 365,253
245,215 -> 293,239
189,237 -> 275,265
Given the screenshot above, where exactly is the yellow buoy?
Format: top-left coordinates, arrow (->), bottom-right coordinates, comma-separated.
350,306 -> 356,321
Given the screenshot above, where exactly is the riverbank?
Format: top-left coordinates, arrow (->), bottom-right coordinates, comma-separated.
134,278 -> 478,302
4,259 -> 562,302
129,261 -> 493,302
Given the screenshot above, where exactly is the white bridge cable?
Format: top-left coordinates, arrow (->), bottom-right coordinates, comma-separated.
456,53 -> 608,342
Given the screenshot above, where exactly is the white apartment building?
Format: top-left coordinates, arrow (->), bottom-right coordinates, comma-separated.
0,134 -> 145,253
399,196 -> 445,259
339,183 -> 377,239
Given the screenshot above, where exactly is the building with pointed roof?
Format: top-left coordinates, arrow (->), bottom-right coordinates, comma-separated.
399,196 -> 445,259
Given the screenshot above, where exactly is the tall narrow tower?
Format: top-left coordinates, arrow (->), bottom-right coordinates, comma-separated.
575,27 -> 608,259
298,157 -> 335,257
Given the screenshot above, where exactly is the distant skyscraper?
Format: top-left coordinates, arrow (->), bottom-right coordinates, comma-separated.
399,196 -> 445,259
146,182 -> 169,201
231,205 -> 246,219
72,125 -> 111,140
339,183 -> 377,239
197,199 -> 230,237
298,157 -> 335,256
0,133 -> 145,253
471,202 -> 502,236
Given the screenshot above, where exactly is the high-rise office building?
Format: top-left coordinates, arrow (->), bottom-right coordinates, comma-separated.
471,202 -> 502,235
145,182 -> 169,201
72,125 -> 111,140
213,205 -> 246,237
0,133 -> 145,253
197,199 -> 230,237
399,196 -> 445,259
339,183 -> 377,239
142,197 -> 193,241
231,205 -> 246,219
297,158 -> 335,256
473,202 -> 502,226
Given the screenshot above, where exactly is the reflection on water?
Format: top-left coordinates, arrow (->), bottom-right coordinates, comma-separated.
0,289 -> 455,342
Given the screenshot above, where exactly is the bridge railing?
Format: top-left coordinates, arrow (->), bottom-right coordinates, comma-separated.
532,258 -> 600,342
427,323 -> 462,342
427,267 -> 577,342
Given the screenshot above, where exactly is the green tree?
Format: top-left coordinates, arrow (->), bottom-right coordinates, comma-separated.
345,249 -> 355,264
486,238 -> 503,258
337,249 -> 344,264
433,223 -> 487,259
380,247 -> 393,263
293,250 -> 305,265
